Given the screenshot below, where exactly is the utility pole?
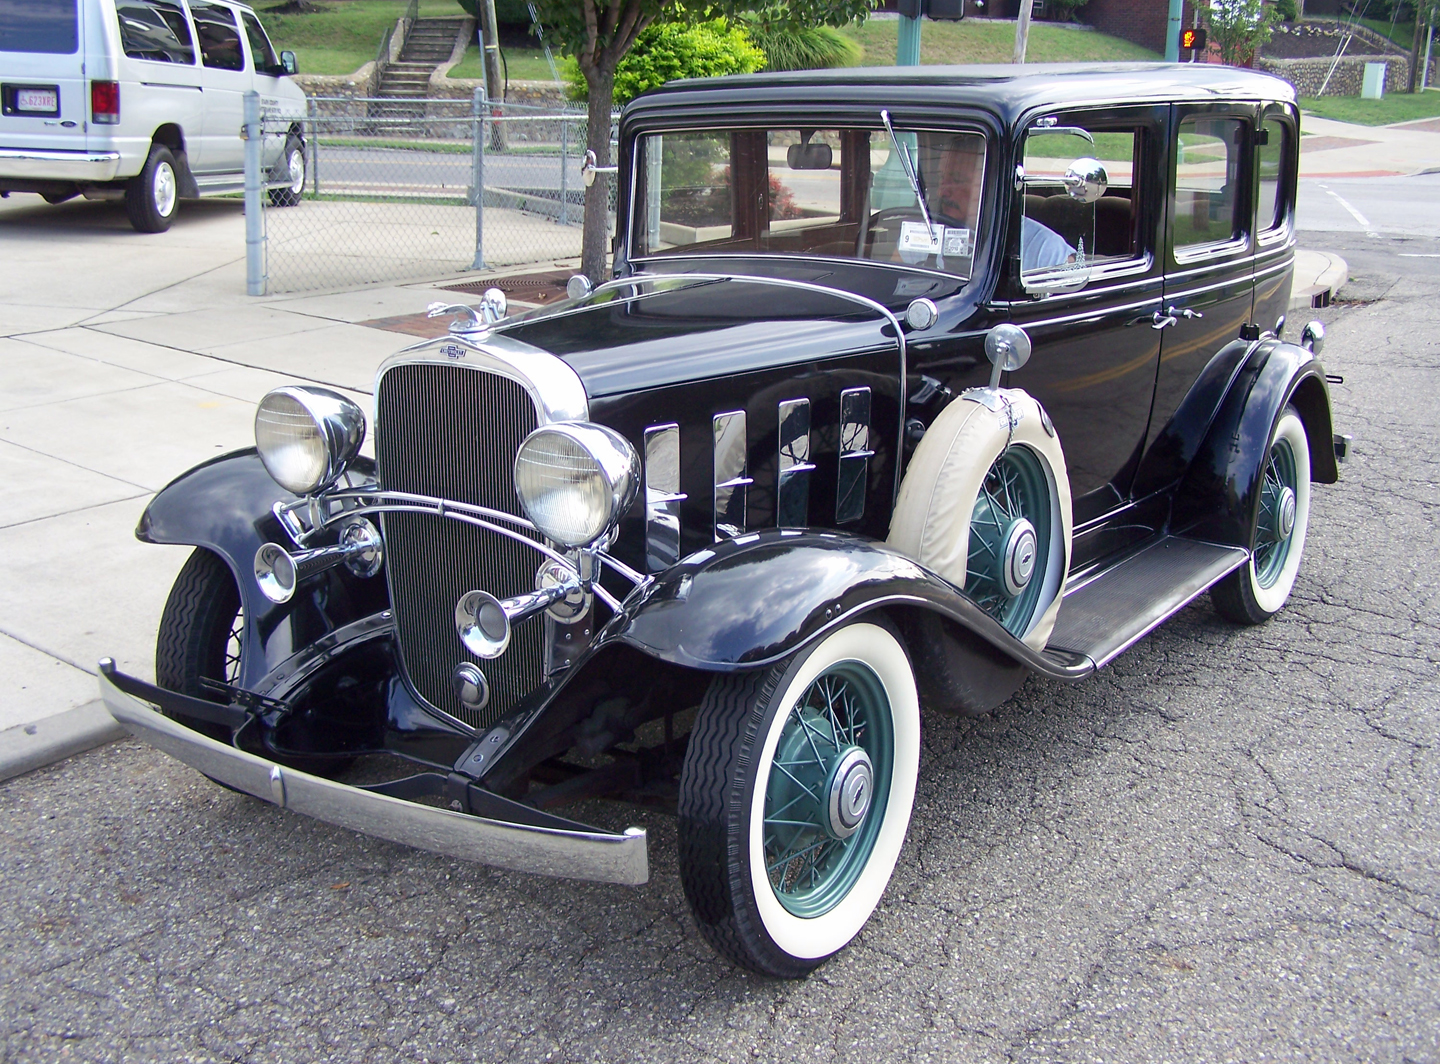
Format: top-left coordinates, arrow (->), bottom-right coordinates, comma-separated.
897,0 -> 922,65
1165,0 -> 1183,61
1014,0 -> 1034,63
477,0 -> 506,149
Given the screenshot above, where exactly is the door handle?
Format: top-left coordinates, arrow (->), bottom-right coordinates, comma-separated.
1166,305 -> 1204,320
1151,311 -> 1178,330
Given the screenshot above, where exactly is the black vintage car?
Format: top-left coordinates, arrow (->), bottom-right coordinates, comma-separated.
101,63 -> 1344,978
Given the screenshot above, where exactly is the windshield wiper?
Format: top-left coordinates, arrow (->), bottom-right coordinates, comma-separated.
880,109 -> 935,237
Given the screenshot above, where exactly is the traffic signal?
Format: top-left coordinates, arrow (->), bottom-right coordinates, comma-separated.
1180,27 -> 1207,52
897,0 -> 967,19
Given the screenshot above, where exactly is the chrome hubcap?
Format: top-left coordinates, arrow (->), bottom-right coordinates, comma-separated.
154,161 -> 177,217
1276,486 -> 1297,540
1000,518 -> 1038,599
825,747 -> 873,839
288,149 -> 304,193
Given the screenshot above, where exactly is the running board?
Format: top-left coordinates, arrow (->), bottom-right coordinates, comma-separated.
1047,536 -> 1248,669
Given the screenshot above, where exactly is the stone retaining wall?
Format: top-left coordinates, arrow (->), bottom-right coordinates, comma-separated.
1258,54 -> 1411,97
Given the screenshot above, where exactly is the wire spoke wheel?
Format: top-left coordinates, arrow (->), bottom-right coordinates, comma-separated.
762,664 -> 894,919
965,445 -> 1053,636
1253,435 -> 1299,589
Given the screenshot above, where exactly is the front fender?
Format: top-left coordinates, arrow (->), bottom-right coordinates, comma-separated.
602,530 -> 1092,680
136,449 -> 389,686
1172,340 -> 1337,546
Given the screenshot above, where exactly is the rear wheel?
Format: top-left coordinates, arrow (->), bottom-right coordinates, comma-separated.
268,135 -> 305,207
156,548 -> 244,742
678,621 -> 920,977
125,143 -> 179,233
1211,406 -> 1312,624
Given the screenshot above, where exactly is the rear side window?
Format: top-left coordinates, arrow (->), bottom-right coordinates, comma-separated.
241,11 -> 277,70
0,0 -> 79,54
192,1 -> 244,70
1173,117 -> 1247,252
1257,117 -> 1290,235
117,0 -> 194,64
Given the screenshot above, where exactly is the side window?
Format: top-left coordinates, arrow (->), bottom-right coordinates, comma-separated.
241,12 -> 278,72
1019,120 -> 1143,292
116,0 -> 195,64
191,1 -> 244,71
1257,117 -> 1290,236
1173,117 -> 1247,251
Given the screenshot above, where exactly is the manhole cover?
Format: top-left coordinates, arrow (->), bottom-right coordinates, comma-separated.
443,269 -> 573,305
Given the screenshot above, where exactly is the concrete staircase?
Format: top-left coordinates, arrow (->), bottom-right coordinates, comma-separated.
371,18 -> 467,119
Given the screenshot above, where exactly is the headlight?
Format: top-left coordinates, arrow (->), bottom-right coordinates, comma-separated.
254,386 -> 366,495
514,423 -> 640,548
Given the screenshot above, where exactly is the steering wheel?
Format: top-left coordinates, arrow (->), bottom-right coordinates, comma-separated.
860,207 -> 968,259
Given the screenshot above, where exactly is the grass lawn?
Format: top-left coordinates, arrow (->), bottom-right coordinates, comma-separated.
256,0 -> 464,76
1300,88 -> 1440,126
448,43 -> 559,82
840,18 -> 1160,65
1354,15 -> 1420,51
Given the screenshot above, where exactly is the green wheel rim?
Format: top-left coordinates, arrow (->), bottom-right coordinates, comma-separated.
762,662 -> 894,919
1254,435 -> 1299,589
966,445 -> 1053,637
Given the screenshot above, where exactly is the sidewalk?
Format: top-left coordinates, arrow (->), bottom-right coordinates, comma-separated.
1299,113 -> 1440,177
0,189 -> 1345,781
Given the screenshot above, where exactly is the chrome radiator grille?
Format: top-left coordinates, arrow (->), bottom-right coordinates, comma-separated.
375,362 -> 544,729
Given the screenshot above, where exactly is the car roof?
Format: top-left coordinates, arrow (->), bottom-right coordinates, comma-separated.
627,62 -> 1295,126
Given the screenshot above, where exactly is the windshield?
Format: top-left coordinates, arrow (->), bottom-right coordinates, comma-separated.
633,126 -> 987,278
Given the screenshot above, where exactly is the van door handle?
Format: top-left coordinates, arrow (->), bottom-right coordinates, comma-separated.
1151,311 -> 1178,330
1166,305 -> 1203,320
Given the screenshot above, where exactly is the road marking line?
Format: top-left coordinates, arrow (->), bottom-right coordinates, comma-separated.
1397,253 -> 1440,257
1323,187 -> 1379,237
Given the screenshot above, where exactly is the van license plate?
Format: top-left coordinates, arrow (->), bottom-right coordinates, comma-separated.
16,88 -> 59,114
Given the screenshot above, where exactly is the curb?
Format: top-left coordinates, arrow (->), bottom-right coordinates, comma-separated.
0,699 -> 124,784
1290,250 -> 1349,313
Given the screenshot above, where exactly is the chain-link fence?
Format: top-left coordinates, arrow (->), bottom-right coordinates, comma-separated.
249,93 -> 617,295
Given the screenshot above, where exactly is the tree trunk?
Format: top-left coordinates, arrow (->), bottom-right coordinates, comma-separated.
581,65 -> 615,283
1411,7 -> 1425,93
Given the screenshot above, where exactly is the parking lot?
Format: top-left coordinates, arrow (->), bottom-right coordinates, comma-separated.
2,184 -> 1438,1058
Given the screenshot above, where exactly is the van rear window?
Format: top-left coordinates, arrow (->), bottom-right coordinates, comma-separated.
0,0 -> 79,54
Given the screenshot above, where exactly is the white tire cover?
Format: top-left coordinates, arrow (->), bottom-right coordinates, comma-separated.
888,389 -> 1073,651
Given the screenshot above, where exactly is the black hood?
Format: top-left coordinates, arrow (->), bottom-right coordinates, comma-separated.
496,277 -> 900,398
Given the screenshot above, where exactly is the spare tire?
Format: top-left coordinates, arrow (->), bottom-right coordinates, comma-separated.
888,388 -> 1072,651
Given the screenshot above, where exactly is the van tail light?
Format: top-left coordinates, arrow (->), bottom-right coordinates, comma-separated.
90,81 -> 120,125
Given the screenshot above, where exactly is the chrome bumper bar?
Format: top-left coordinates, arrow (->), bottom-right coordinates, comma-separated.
0,149 -> 121,182
99,665 -> 649,886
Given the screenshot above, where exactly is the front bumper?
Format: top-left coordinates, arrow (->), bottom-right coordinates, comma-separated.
0,148 -> 121,183
99,663 -> 649,886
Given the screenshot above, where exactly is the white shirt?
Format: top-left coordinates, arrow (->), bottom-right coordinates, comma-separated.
1021,216 -> 1076,272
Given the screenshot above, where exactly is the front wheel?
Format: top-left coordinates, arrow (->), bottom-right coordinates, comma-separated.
678,620 -> 920,977
1211,405 -> 1312,624
268,135 -> 305,207
125,143 -> 179,233
156,548 -> 245,742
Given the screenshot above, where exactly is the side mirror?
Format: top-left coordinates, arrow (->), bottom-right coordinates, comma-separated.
983,323 -> 1032,388
1062,157 -> 1107,203
280,50 -> 298,76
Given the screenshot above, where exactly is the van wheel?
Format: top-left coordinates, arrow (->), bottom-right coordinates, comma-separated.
1212,405 -> 1312,624
268,135 -> 305,207
678,620 -> 921,977
126,144 -> 179,233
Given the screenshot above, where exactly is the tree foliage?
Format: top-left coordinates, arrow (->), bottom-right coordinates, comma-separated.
742,22 -> 863,70
563,19 -> 765,104
1200,0 -> 1280,66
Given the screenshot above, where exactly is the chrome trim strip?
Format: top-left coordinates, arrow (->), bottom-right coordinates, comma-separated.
713,410 -> 753,541
100,670 -> 649,886
777,398 -> 815,529
376,331 -> 588,427
643,423 -> 686,571
1010,294 -> 1160,330
836,387 -> 874,525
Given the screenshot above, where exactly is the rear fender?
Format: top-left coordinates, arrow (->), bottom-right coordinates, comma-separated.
136,449 -> 389,687
1171,340 -> 1337,545
601,530 -> 1092,681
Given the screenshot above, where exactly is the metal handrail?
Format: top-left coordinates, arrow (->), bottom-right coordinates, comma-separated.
374,24 -> 394,69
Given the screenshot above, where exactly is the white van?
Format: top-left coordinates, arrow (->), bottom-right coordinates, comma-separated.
0,0 -> 307,231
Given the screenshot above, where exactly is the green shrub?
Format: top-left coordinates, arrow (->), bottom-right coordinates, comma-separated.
742,23 -> 862,71
564,19 -> 765,105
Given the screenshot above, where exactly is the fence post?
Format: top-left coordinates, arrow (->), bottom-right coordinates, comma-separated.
243,90 -> 264,296
559,115 -> 569,227
307,96 -> 319,198
471,86 -> 487,271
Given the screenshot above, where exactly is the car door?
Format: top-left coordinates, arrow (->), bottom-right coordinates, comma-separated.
1145,103 -> 1261,475
1002,105 -> 1168,561
1251,102 -> 1299,338
113,0 -> 203,166
238,7 -> 285,169
188,0 -> 247,174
